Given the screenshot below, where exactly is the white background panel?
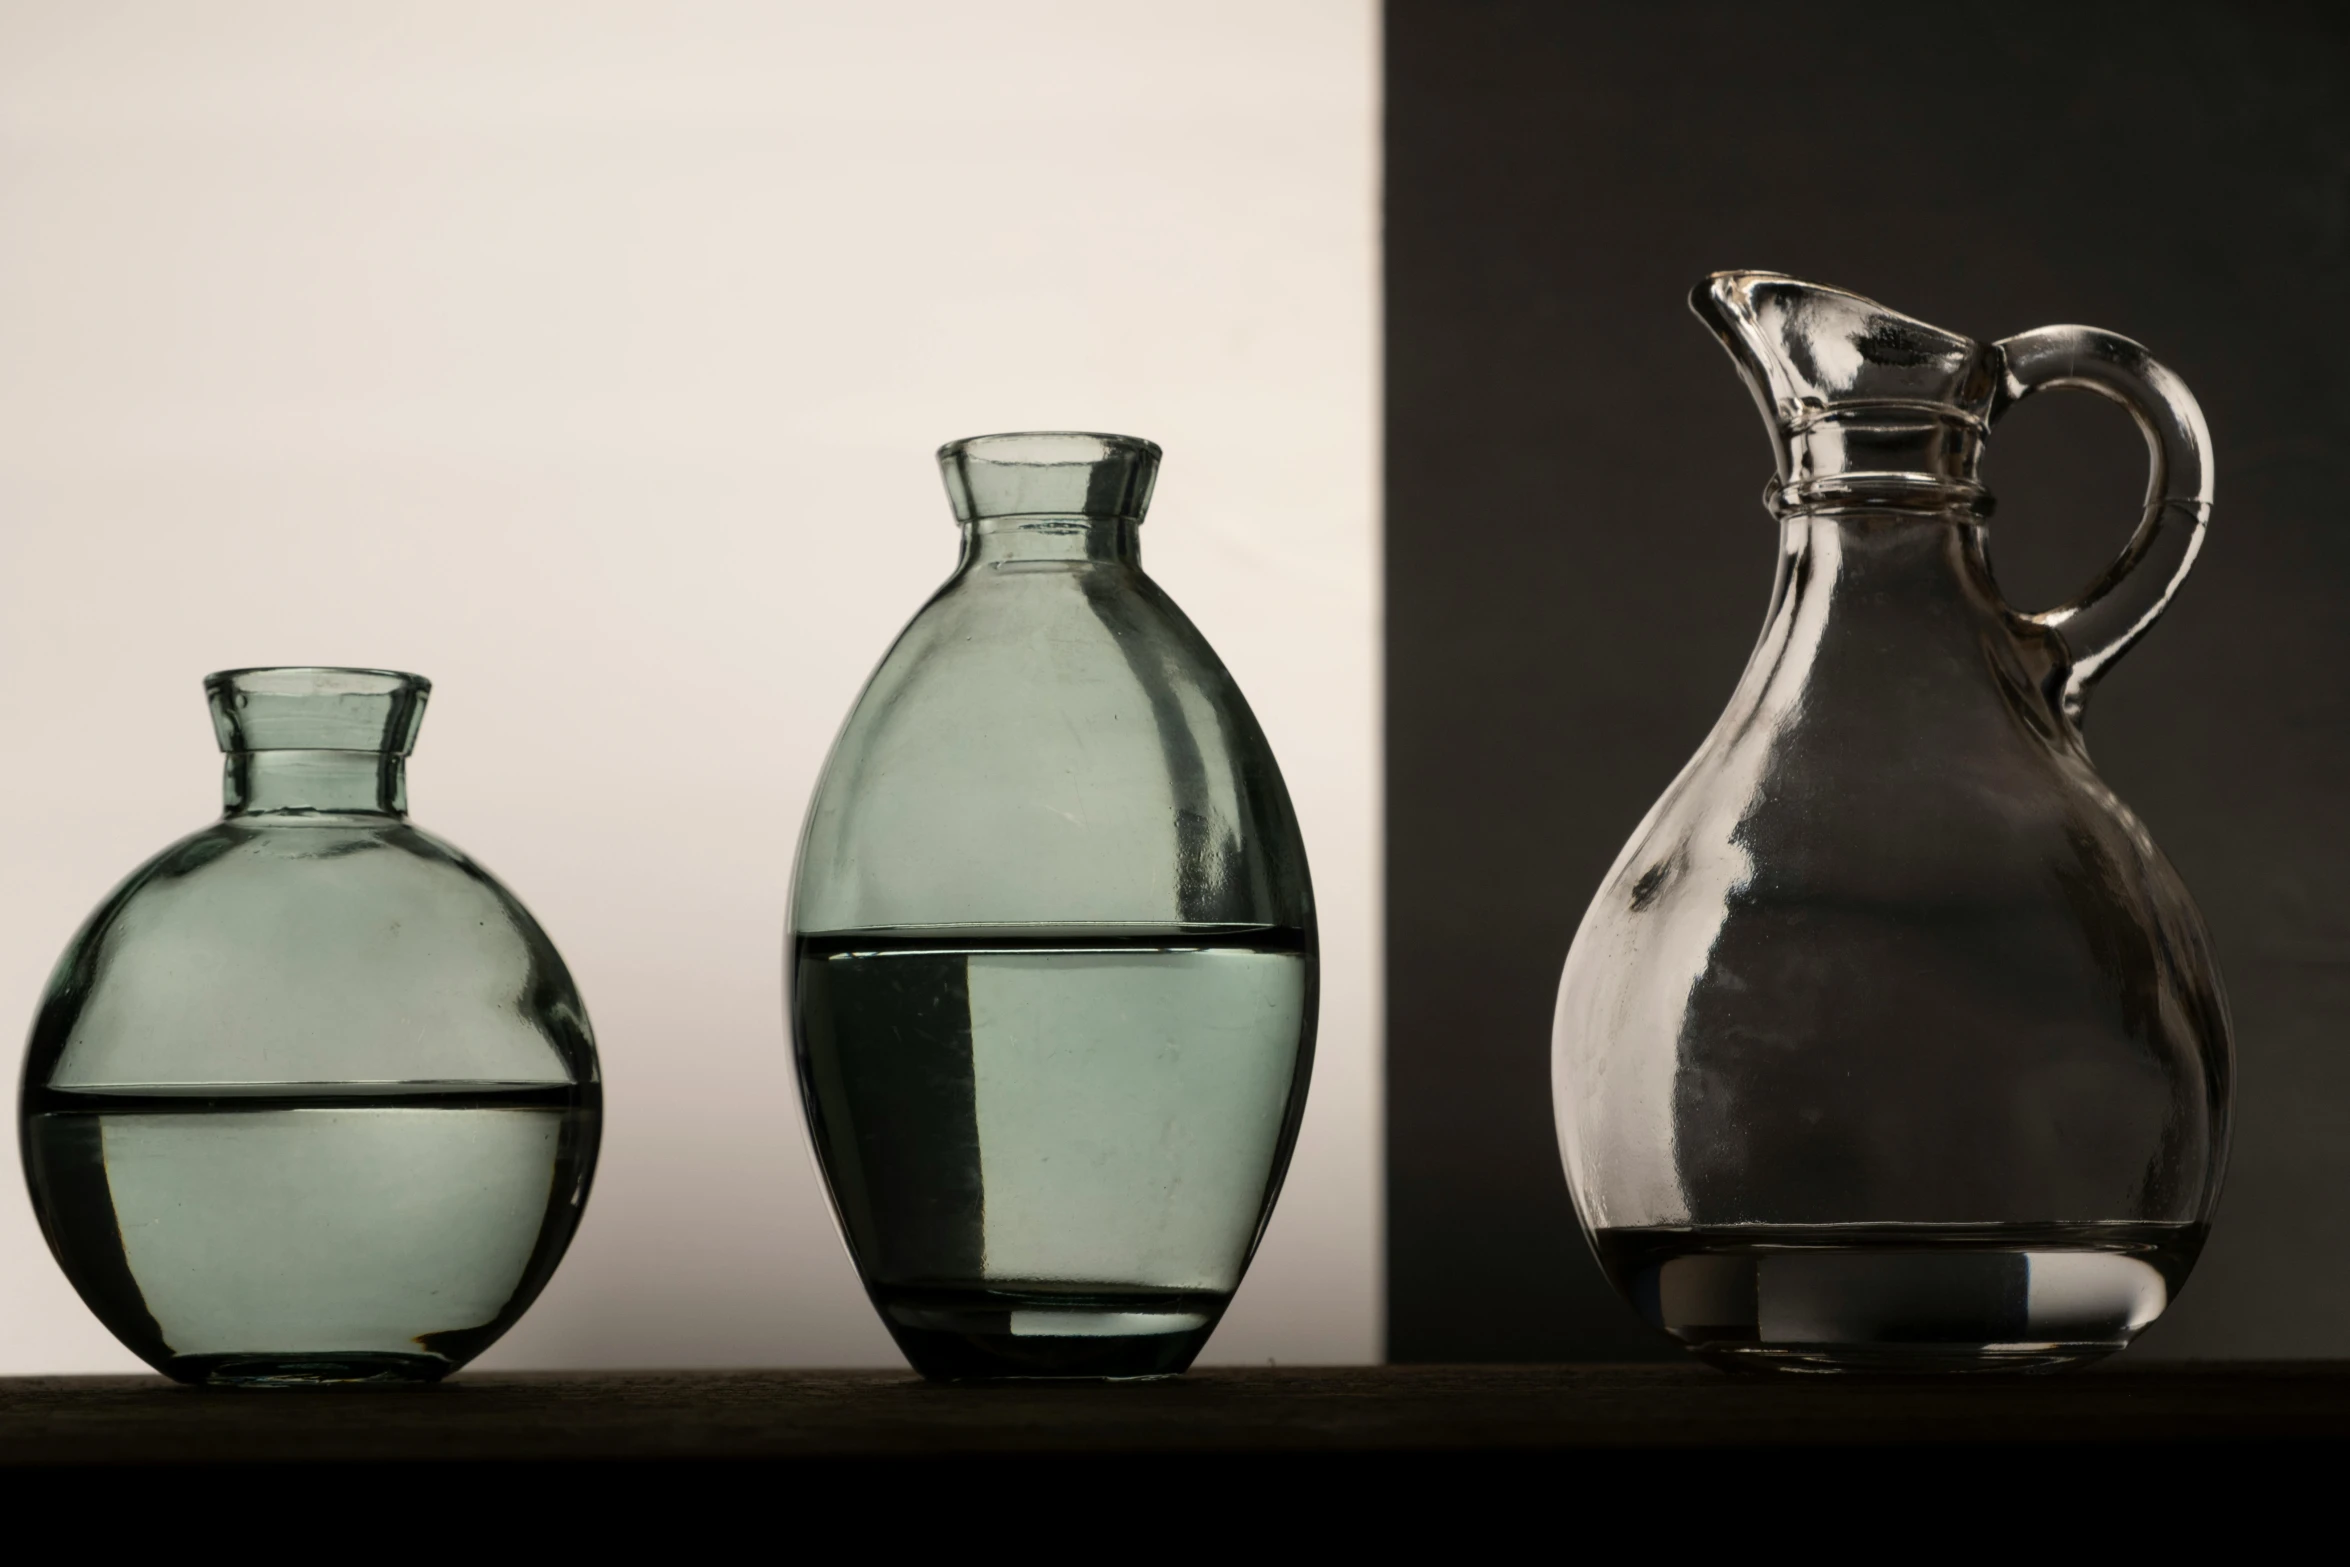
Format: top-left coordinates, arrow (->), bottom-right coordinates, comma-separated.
0,1 -> 1379,1370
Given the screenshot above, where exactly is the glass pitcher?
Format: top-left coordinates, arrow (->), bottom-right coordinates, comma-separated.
20,668 -> 600,1386
791,432 -> 1317,1380
1552,274 -> 2230,1373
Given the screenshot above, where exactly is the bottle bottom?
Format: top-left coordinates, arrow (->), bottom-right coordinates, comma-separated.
166,1351 -> 453,1388
1692,1343 -> 2116,1375
873,1282 -> 1226,1380
1590,1221 -> 2205,1375
22,1085 -> 596,1388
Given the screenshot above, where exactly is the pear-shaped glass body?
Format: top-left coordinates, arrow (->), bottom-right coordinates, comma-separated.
1553,276 -> 2231,1373
21,669 -> 599,1386
792,433 -> 1316,1380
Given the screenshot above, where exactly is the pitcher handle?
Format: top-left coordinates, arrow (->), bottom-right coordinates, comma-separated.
1989,325 -> 2214,724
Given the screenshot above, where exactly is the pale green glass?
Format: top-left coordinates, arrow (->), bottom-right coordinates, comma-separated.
20,668 -> 599,1387
792,432 -> 1317,1380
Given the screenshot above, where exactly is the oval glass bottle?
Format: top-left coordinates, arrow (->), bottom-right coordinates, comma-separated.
792,433 -> 1317,1380
21,668 -> 600,1386
1553,275 -> 2231,1373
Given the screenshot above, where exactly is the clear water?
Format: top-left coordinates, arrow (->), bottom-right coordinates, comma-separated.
1592,1222 -> 2205,1372
794,927 -> 1313,1378
22,1081 -> 596,1385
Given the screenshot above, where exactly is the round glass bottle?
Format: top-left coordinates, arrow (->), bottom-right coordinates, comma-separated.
21,668 -> 600,1386
791,433 -> 1317,1380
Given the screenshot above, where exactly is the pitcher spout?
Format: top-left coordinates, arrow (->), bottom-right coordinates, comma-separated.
1694,271 -> 2004,514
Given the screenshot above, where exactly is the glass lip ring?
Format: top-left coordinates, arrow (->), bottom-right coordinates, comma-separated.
203,667 -> 432,756
935,430 -> 1162,465
205,666 -> 431,700
937,431 -> 1162,526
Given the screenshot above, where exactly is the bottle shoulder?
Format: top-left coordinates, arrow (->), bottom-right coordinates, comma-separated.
797,565 -> 1310,933
883,562 -> 1238,692
88,816 -> 537,932
28,814 -> 592,1094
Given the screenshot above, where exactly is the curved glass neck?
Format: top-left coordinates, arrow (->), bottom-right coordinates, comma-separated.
225,750 -> 406,818
961,515 -> 1141,569
1776,504 -> 1989,582
1726,503 -> 2074,748
1748,507 -> 2012,684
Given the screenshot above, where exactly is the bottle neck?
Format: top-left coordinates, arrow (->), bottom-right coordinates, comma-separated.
225,750 -> 407,817
962,515 -> 1141,569
1728,504 -> 2075,753
1778,503 -> 1989,576
1756,506 -> 2013,679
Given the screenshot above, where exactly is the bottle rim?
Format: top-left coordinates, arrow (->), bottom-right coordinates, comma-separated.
936,431 -> 1162,524
204,667 -> 431,755
934,431 -> 1163,465
205,667 -> 430,700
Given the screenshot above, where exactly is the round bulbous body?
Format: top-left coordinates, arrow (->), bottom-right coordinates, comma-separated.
792,433 -> 1316,1380
21,670 -> 599,1387
1554,276 -> 2230,1373
1555,516 -> 2228,1371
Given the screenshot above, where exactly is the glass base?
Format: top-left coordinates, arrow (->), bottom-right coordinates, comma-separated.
875,1284 -> 1223,1381
165,1351 -> 453,1388
1591,1220 -> 2203,1375
1694,1341 -> 2122,1375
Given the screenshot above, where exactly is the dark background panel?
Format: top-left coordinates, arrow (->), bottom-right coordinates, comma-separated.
1385,0 -> 2350,1360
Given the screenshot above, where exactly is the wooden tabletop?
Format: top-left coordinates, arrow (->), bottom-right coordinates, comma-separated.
2,1362 -> 2345,1470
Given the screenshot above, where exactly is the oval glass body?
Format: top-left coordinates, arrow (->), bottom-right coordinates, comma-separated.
20,669 -> 600,1387
792,433 -> 1317,1380
1553,276 -> 2231,1373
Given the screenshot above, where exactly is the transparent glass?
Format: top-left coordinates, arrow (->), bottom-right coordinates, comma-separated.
792,432 -> 1317,1380
1554,275 -> 2231,1373
20,668 -> 599,1386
